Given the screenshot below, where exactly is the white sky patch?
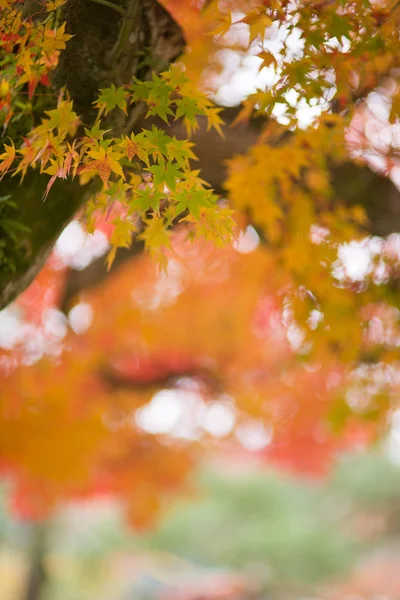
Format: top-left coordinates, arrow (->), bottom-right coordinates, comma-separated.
385,233 -> 400,260
214,55 -> 277,107
136,390 -> 184,435
55,220 -> 109,270
307,309 -> 323,331
21,332 -> 46,366
43,308 -> 68,340
68,302 -> 93,335
233,225 -> 260,254
0,308 -> 22,349
367,91 -> 391,122
135,391 -> 237,440
131,259 -> 185,311
337,242 -> 372,280
203,399 -> 236,438
286,323 -> 306,351
0,305 -> 67,362
212,8 -> 348,131
0,315 -> 46,364
333,238 -> 383,282
213,26 -> 325,128
135,389 -> 207,439
236,420 -> 272,451
386,409 -> 400,465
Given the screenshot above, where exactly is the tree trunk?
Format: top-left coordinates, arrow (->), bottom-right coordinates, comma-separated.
0,0 -> 185,310
21,523 -> 48,600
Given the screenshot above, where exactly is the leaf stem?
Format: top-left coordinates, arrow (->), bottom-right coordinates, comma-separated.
87,0 -> 126,17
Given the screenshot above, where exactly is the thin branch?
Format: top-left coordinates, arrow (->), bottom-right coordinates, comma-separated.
108,0 -> 139,64
59,237 -> 145,313
101,366 -> 222,394
87,0 -> 126,17
123,100 -> 147,134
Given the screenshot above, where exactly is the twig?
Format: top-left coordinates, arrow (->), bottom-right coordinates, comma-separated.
108,0 -> 139,64
87,0 -> 126,17
123,100 -> 147,134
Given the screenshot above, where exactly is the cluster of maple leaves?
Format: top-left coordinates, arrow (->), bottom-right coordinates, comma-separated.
1,0 -> 400,526
0,1 -> 234,268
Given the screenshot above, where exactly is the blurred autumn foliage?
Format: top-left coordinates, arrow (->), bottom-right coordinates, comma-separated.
0,229 -> 388,526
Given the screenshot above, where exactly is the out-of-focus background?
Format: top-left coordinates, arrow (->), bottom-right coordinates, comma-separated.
3,449 -> 400,600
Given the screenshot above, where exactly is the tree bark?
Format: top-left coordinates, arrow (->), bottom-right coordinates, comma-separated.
0,0 -> 185,310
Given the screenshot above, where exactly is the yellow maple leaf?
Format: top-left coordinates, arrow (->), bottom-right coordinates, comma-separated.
45,0 -> 66,11
138,216 -> 171,254
240,11 -> 272,44
205,106 -> 225,137
0,141 -> 15,180
81,146 -> 124,187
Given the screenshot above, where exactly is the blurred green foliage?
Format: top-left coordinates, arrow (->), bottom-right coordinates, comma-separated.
134,468 -> 355,587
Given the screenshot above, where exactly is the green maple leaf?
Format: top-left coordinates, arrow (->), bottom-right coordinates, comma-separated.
107,179 -> 130,202
146,77 -> 174,123
131,74 -> 174,123
175,187 -> 213,219
166,138 -> 196,168
95,84 -> 128,116
142,127 -> 171,160
330,14 -> 352,40
134,187 -> 165,212
83,122 -> 109,141
175,96 -> 201,131
147,159 -> 182,191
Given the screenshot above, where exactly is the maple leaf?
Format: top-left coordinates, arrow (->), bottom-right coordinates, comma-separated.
174,187 -> 213,219
147,159 -> 182,192
45,100 -> 80,137
258,50 -> 277,70
108,217 -> 137,253
134,187 -> 165,212
182,205 -> 236,244
45,0 -> 66,11
239,11 -> 272,44
80,146 -> 124,187
204,106 -> 225,137
0,140 -> 15,180
95,84 -> 128,117
64,140 -> 80,178
138,215 -> 171,253
130,73 -> 175,123
42,159 -> 66,201
41,139 -> 79,201
211,13 -> 232,37
142,127 -> 171,161
83,123 -> 111,143
43,22 -> 72,52
166,138 -> 196,168
175,97 -> 201,135
121,134 -> 149,164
